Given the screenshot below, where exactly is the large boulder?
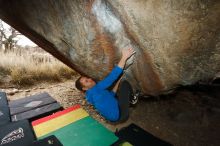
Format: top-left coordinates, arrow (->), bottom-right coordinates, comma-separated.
0,0 -> 219,95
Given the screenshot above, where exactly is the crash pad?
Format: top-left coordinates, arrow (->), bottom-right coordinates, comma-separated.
0,92 -> 8,106
0,92 -> 10,126
0,120 -> 35,146
114,123 -> 172,146
11,102 -> 62,122
32,105 -> 118,146
27,135 -> 63,146
0,106 -> 10,126
9,92 -> 57,115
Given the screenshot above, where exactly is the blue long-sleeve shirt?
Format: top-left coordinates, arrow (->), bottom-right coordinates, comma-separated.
85,66 -> 123,121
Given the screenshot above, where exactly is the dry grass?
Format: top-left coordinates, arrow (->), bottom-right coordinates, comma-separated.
0,49 -> 77,86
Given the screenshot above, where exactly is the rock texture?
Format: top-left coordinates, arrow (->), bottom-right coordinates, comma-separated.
0,0 -> 219,95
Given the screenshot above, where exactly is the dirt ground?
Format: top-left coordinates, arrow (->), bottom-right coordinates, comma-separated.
1,78 -> 220,146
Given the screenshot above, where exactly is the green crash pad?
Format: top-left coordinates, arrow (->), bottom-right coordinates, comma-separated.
40,116 -> 118,146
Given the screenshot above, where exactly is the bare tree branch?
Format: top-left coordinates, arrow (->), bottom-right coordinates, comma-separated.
0,19 -> 21,52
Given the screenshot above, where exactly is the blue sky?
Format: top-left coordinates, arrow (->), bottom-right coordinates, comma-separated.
17,35 -> 37,47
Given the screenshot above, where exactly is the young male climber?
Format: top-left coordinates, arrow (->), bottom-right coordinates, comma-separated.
75,48 -> 138,122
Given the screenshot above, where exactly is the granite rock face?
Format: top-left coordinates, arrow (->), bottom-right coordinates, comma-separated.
0,0 -> 219,95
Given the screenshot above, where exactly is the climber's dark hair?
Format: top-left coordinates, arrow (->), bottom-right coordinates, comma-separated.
75,76 -> 84,91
